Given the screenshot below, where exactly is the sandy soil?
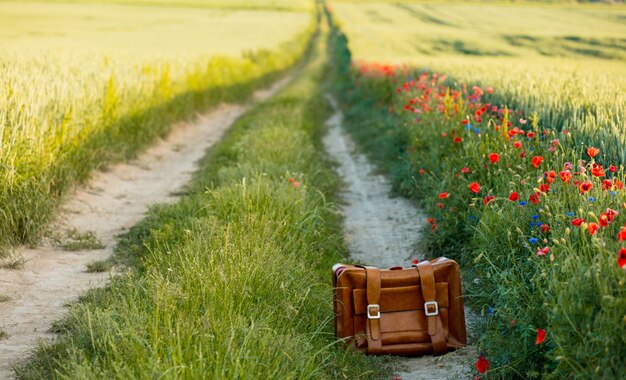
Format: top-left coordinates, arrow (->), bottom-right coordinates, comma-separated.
323,94 -> 477,380
0,76 -> 291,379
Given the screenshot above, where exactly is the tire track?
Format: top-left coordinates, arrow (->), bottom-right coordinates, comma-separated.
323,94 -> 476,380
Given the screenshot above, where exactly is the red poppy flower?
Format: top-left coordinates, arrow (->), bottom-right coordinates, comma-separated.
488,153 -> 500,164
454,137 -> 463,143
520,150 -> 526,158
539,184 -> 550,193
483,195 -> 495,206
579,181 -> 593,193
419,169 -> 426,175
617,226 -> 626,241
559,170 -> 572,183
527,131 -> 536,139
587,147 -> 600,157
531,156 -> 544,168
618,248 -> 626,269
609,165 -> 617,173
572,218 -> 585,227
438,192 -> 449,199
427,218 -> 437,225
605,208 -> 619,222
513,141 -> 522,149
462,119 -> 469,125
476,354 -> 489,374
541,224 -> 551,233
437,202 -> 444,209
544,170 -> 556,184
602,179 -> 613,190
469,182 -> 481,193
509,192 -> 519,201
588,222 -> 599,235
293,181 -> 301,188
461,167 -> 470,174
529,192 -> 541,204
591,164 -> 605,177
615,180 -> 624,190
487,86 -> 493,94
537,246 -> 549,256
535,328 -> 547,345
599,214 -> 609,227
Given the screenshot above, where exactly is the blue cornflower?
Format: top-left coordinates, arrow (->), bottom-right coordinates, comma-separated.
519,201 -> 527,206
565,212 -> 575,217
529,237 -> 539,244
474,128 -> 481,134
487,307 -> 494,315
610,191 -> 618,196
466,123 -> 473,130
532,214 -> 539,220
469,215 -> 478,221
588,197 -> 597,202
530,222 -> 536,227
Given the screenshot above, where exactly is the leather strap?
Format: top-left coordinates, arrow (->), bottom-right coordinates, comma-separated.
364,267 -> 382,354
416,261 -> 448,356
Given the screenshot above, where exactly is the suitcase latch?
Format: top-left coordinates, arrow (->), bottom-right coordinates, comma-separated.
424,301 -> 439,316
367,304 -> 381,319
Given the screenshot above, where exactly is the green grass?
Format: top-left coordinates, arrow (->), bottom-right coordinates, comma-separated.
85,260 -> 112,273
0,1 -> 315,254
15,16 -> 393,380
60,230 -> 105,252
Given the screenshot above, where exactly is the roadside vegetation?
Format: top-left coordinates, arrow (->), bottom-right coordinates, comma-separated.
0,0 -> 314,254
16,16 -> 392,380
328,4 -> 626,378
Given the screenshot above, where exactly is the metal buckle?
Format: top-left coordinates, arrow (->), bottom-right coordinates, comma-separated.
367,304 -> 381,319
424,301 -> 439,316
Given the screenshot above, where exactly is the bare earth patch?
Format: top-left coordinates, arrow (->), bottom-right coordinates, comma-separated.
323,94 -> 477,380
0,76 -> 291,379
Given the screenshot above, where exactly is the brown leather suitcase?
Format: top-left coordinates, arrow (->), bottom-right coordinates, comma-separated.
332,258 -> 466,356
